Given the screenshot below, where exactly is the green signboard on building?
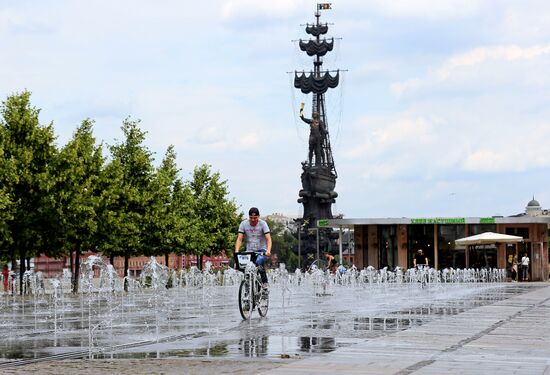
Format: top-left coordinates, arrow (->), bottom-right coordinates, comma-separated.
410,217 -> 496,224
479,217 -> 496,224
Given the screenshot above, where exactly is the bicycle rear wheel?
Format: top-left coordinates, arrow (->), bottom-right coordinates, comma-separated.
256,279 -> 269,317
238,279 -> 252,320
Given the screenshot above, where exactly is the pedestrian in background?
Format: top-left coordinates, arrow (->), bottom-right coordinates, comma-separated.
413,249 -> 429,269
2,265 -> 9,292
521,252 -> 530,281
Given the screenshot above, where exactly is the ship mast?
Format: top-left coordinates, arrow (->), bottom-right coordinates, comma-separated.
315,8 -> 337,177
294,4 -> 339,230
295,7 -> 339,176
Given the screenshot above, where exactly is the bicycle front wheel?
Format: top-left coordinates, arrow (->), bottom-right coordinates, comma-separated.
238,279 -> 252,320
256,279 -> 269,317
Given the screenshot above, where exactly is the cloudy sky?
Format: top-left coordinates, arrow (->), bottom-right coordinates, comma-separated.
1,0 -> 549,219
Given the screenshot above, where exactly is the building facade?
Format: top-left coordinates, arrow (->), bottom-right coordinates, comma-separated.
326,215 -> 550,281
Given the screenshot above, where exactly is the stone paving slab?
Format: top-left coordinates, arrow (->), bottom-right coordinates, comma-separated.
261,282 -> 550,375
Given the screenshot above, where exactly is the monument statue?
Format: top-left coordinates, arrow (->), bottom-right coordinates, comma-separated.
299,105 -> 326,166
293,4 -> 340,259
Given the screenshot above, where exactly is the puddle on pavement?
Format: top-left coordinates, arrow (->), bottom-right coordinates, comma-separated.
90,335 -> 359,360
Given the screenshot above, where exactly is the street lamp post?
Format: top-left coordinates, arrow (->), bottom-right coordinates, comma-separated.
297,219 -> 308,270
308,227 -> 320,261
316,228 -> 320,261
298,226 -> 301,269
339,225 -> 343,265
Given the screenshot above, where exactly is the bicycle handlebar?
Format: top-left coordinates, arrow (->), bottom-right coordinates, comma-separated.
234,250 -> 268,272
236,249 -> 267,255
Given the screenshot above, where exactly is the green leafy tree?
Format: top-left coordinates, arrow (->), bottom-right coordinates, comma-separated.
146,145 -> 182,266
170,178 -> 199,264
0,127 -> 15,260
186,164 -> 240,269
0,190 -> 14,264
0,91 -> 57,293
103,118 -> 154,290
97,158 -> 124,263
51,119 -> 104,292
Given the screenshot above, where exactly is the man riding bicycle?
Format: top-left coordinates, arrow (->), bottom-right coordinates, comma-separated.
234,207 -> 272,286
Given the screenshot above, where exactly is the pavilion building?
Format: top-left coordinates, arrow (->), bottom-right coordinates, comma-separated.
325,198 -> 550,281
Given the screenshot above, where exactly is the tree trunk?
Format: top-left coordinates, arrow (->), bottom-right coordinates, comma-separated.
165,252 -> 169,269
72,248 -> 81,293
109,254 -> 114,266
26,257 -> 31,271
69,250 -> 74,286
124,253 -> 129,292
198,254 -> 203,271
9,249 -> 16,272
19,248 -> 26,295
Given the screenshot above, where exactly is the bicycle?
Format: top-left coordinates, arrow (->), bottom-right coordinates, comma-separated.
234,250 -> 269,320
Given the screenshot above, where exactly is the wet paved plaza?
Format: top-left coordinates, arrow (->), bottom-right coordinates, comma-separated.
2,271 -> 548,373
264,281 -> 550,375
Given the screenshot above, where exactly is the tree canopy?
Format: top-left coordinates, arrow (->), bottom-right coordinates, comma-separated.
0,91 -> 57,291
0,92 -> 243,291
184,164 -> 241,269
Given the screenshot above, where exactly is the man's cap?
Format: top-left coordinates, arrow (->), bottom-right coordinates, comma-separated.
248,207 -> 260,216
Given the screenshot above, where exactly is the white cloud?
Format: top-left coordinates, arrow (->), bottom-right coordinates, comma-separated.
437,45 -> 550,80
463,149 -> 509,172
345,115 -> 435,159
381,41 -> 550,179
497,3 -> 550,42
391,78 -> 421,98
358,60 -> 399,78
391,44 -> 550,98
221,0 -> 308,22
462,122 -> 550,172
133,86 -> 282,152
340,115 -> 444,182
356,0 -> 484,19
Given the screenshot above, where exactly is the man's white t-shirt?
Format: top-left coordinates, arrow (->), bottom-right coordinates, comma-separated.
238,219 -> 270,251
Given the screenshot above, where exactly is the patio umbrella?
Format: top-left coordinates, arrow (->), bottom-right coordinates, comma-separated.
455,232 -> 523,246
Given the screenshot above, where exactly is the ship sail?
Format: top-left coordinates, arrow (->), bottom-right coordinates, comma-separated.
305,23 -> 328,36
299,38 -> 334,56
294,70 -> 340,94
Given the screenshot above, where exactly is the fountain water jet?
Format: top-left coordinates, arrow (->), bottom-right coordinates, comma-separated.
0,264 -> 516,365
